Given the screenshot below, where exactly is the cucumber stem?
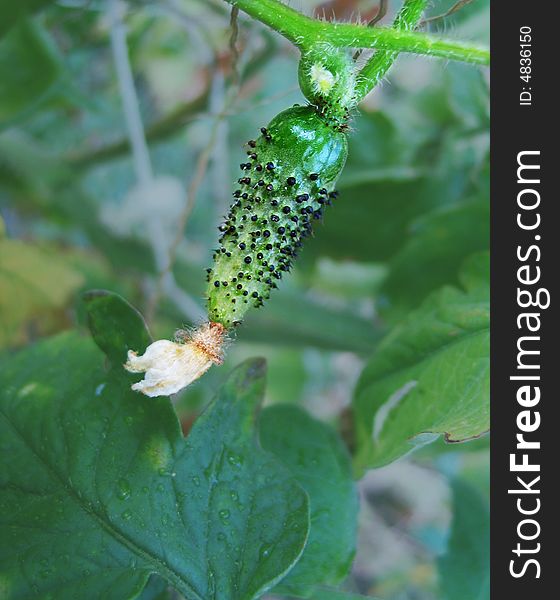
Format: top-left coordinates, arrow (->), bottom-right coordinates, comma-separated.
355,0 -> 429,102
225,0 -> 489,69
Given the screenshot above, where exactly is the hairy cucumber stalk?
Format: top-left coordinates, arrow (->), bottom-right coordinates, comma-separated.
126,46 -> 356,396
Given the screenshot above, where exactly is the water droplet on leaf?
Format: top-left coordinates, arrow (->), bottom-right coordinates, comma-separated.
218,509 -> 231,524
116,478 -> 131,500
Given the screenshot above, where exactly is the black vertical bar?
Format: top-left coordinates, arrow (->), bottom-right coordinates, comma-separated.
491,1 -> 557,597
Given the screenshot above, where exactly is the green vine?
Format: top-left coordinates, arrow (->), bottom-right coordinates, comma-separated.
355,0 -> 428,101
226,0 -> 489,80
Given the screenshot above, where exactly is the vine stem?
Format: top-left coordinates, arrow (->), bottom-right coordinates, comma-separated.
355,0 -> 428,101
225,0 -> 489,66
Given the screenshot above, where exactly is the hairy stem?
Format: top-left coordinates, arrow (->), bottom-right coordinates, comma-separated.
226,0 -> 489,66
319,22 -> 488,63
67,91 -> 209,169
355,0 -> 428,102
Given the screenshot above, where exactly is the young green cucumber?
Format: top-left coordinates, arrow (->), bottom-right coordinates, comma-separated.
126,46 -> 356,396
206,105 -> 348,329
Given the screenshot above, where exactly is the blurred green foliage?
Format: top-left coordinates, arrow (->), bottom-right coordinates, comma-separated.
438,479 -> 490,600
0,1 -> 489,598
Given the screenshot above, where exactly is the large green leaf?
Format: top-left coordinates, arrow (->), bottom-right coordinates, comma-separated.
438,480 -> 489,600
353,253 -> 489,471
380,196 -> 489,315
260,405 -> 358,596
0,334 -> 309,599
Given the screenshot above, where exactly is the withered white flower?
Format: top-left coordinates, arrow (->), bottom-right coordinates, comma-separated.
124,322 -> 226,397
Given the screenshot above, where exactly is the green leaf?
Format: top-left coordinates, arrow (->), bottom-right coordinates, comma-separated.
0,334 -> 309,599
83,289 -> 152,365
414,431 -> 489,461
438,480 -> 489,600
381,197 -> 489,315
445,64 -> 490,129
0,238 -> 84,348
347,111 -> 408,172
353,253 -> 489,471
260,405 -> 358,595
0,19 -> 60,128
136,575 -> 172,600
0,129 -> 70,191
241,289 -> 381,355
306,175 -> 435,264
303,103 -> 487,266
0,1 -> 56,38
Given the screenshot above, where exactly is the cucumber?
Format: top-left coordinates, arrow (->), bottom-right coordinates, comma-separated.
207,105 -> 348,328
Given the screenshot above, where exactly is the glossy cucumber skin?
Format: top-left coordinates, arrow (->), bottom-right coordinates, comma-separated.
207,105 -> 348,328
